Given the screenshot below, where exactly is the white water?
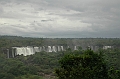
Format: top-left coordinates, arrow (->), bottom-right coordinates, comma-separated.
10,45 -> 85,57
61,46 -> 64,51
9,45 -> 110,58
48,46 -> 52,52
74,46 -> 77,50
103,46 -> 112,49
14,47 -> 35,56
52,46 -> 57,52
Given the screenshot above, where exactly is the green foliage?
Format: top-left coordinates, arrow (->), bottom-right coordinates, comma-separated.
108,67 -> 120,79
0,53 -> 39,79
55,50 -> 109,79
0,48 -> 120,79
0,36 -> 120,79
0,51 -> 61,79
102,48 -> 120,69
1,36 -> 120,50
14,74 -> 44,79
100,48 -> 120,79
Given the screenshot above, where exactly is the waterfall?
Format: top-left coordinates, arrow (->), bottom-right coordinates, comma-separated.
52,46 -> 57,52
61,46 -> 64,51
7,45 -> 104,58
22,47 -> 27,56
10,45 -> 83,57
57,46 -> 64,51
14,47 -> 35,56
26,47 -> 30,56
27,47 -> 35,56
74,46 -> 77,50
103,46 -> 112,50
48,46 -> 52,52
16,47 -> 23,55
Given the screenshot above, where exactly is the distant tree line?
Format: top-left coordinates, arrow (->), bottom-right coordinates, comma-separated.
0,36 -> 120,79
0,36 -> 120,54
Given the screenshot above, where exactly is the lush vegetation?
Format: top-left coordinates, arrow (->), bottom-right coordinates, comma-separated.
0,36 -> 120,79
0,35 -> 120,49
0,48 -> 120,79
55,49 -> 120,79
55,50 -> 108,79
0,51 -> 63,79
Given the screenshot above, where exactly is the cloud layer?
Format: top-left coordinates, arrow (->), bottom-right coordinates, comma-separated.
0,0 -> 120,38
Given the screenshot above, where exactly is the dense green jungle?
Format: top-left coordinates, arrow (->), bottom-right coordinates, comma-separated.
0,36 -> 120,79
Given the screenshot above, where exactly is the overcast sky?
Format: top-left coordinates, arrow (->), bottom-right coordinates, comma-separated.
0,0 -> 120,38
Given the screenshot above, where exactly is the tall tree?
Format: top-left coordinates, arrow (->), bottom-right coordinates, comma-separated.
55,50 -> 109,79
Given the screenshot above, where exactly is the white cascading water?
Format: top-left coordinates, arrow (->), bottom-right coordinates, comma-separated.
10,45 -> 71,57
16,47 -> 24,56
30,47 -> 35,55
61,46 -> 64,51
14,47 -> 35,56
74,46 -> 77,50
52,46 -> 57,52
24,47 -> 28,56
103,46 -> 112,50
48,46 -> 52,52
26,47 -> 30,56
22,47 -> 25,56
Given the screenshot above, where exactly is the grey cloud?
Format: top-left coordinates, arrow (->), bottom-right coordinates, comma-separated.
0,7 -> 3,12
0,6 -> 4,15
41,19 -> 53,22
0,0 -> 120,38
